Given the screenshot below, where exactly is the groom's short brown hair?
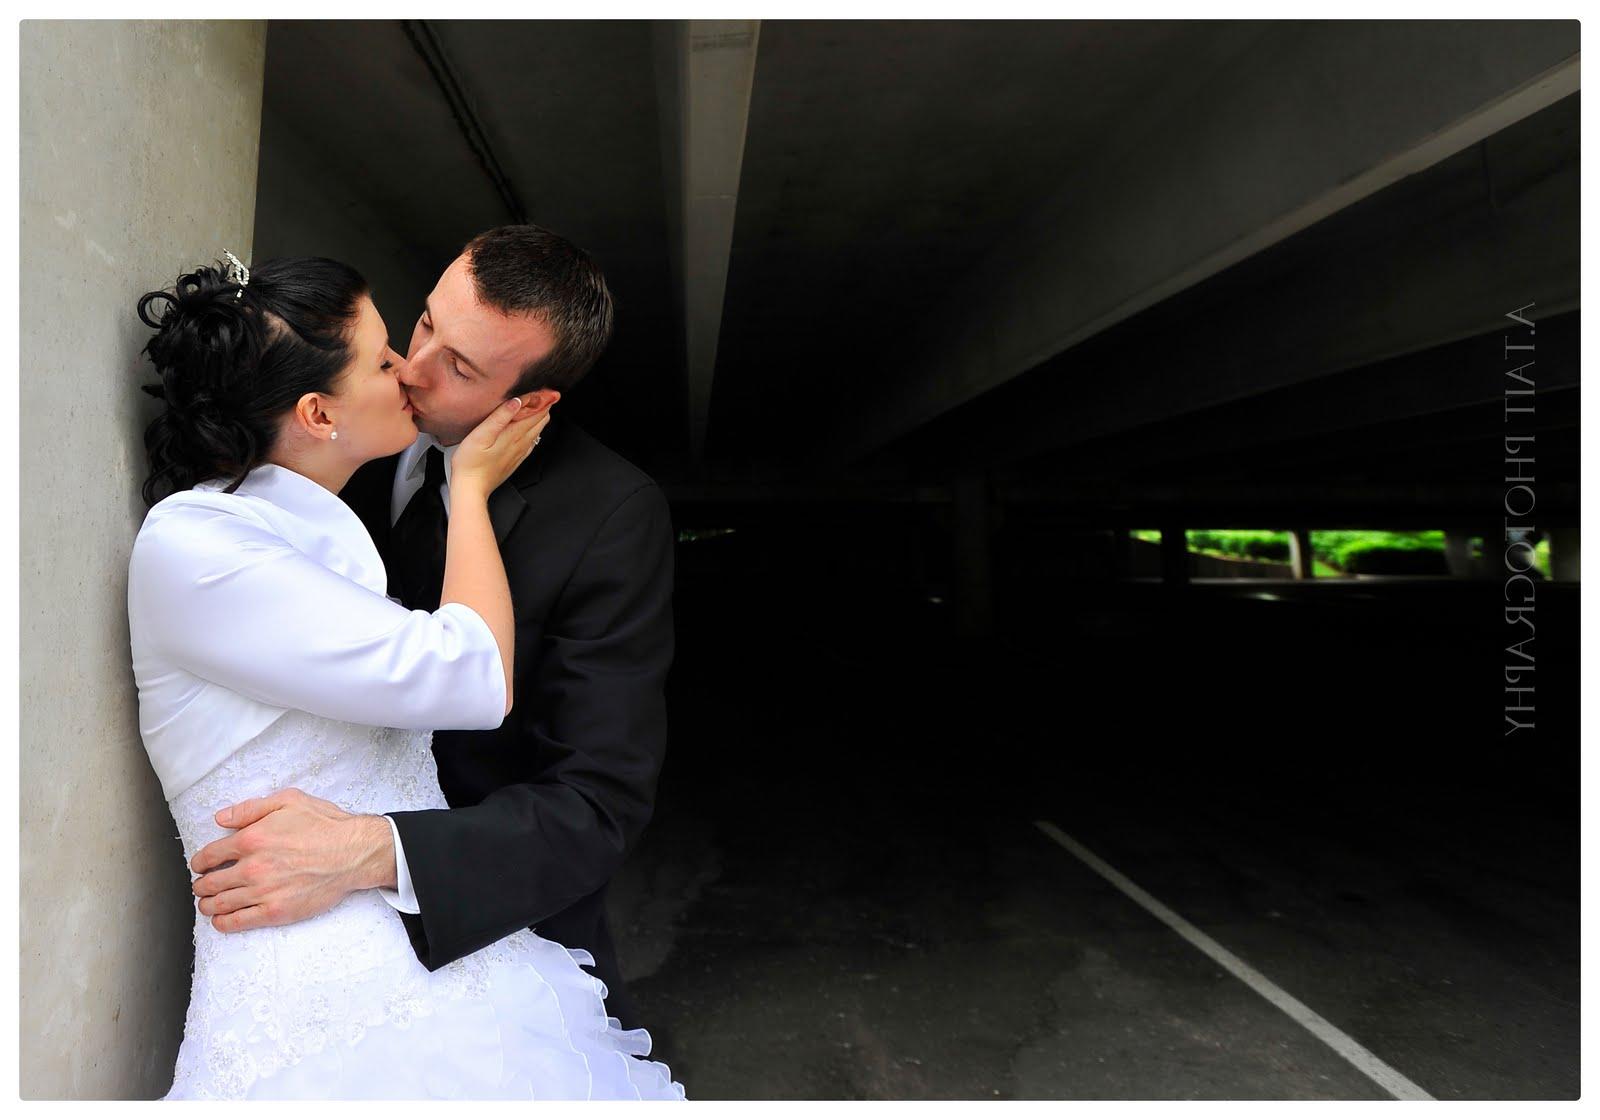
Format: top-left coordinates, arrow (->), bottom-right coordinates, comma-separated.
460,224 -> 615,395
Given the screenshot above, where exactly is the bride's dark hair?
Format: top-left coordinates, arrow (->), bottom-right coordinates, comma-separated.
136,256 -> 371,506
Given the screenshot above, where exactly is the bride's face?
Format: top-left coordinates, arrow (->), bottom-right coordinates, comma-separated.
326,295 -> 417,461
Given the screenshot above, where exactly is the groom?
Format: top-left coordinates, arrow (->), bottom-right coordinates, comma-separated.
188,225 -> 674,1032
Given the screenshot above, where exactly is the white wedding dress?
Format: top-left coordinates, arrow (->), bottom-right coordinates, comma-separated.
128,463 -> 685,1100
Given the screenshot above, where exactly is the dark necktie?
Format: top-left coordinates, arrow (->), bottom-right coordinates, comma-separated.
389,446 -> 448,609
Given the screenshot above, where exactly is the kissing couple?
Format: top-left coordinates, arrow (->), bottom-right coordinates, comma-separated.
127,225 -> 685,1099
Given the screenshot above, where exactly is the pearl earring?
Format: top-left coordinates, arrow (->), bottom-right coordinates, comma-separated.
331,430 -> 339,441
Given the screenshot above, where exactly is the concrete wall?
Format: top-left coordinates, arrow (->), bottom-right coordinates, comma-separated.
20,20 -> 267,1099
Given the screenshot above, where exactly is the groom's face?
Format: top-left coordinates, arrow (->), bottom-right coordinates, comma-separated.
396,253 -> 558,446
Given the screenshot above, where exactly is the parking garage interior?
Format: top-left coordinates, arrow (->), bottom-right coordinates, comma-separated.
251,20 -> 1580,1099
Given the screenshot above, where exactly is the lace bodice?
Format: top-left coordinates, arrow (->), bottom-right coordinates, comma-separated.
170,707 -> 447,852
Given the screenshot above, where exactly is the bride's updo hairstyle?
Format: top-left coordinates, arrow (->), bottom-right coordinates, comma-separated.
136,256 -> 370,505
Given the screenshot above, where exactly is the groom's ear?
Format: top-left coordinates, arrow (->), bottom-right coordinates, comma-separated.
519,389 -> 561,416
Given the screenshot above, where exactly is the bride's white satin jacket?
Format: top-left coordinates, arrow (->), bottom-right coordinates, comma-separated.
127,462 -> 507,803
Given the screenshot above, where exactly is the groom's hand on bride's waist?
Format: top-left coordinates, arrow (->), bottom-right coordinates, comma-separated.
189,787 -> 398,933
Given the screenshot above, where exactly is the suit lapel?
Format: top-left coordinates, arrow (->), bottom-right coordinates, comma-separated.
486,415 -> 556,544
346,418 -> 561,552
489,484 -> 527,544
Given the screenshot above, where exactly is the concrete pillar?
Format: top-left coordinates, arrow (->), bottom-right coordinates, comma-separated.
1288,528 -> 1315,580
1443,529 -> 1475,578
1548,526 -> 1580,582
21,20 -> 266,1099
952,473 -> 995,636
1479,528 -> 1505,580
1160,526 -> 1190,585
1111,527 -> 1133,580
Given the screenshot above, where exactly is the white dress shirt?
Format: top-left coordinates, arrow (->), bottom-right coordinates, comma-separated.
381,433 -> 465,914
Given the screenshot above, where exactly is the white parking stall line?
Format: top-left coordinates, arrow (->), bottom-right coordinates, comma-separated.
1033,819 -> 1434,1101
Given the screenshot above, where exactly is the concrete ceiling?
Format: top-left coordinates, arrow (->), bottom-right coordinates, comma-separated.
708,20 -> 1271,465
257,20 -> 1579,500
896,92 -> 1581,483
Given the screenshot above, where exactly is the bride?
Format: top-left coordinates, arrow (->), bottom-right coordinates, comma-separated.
126,254 -> 686,1100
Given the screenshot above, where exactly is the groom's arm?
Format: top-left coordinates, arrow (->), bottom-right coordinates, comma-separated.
188,481 -> 672,941
387,482 -> 675,970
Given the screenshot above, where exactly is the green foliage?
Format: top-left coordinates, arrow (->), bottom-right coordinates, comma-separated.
1131,528 -> 1457,575
1185,529 -> 1291,562
1310,530 -> 1445,572
1132,528 -> 1459,576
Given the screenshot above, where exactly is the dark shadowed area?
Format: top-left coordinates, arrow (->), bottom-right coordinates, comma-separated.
254,19 -> 1580,1100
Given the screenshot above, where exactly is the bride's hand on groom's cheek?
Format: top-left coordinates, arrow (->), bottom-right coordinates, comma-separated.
189,787 -> 395,933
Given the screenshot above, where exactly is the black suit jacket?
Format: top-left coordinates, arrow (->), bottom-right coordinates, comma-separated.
339,418 -> 674,1027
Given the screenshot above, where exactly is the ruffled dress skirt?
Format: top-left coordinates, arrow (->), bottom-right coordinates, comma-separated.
162,713 -> 685,1100
164,895 -> 685,1100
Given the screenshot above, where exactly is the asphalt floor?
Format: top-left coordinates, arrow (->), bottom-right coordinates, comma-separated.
606,570 -> 1579,1100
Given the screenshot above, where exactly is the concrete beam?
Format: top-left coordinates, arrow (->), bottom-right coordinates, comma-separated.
898,101 -> 1579,479
1008,312 -> 1581,480
663,480 -> 952,506
655,20 -> 760,466
662,479 -> 1580,528
990,480 -> 1581,528
828,22 -> 1578,466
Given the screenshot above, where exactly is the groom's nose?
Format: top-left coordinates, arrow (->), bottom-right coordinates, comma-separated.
404,338 -> 443,387
394,354 -> 425,389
